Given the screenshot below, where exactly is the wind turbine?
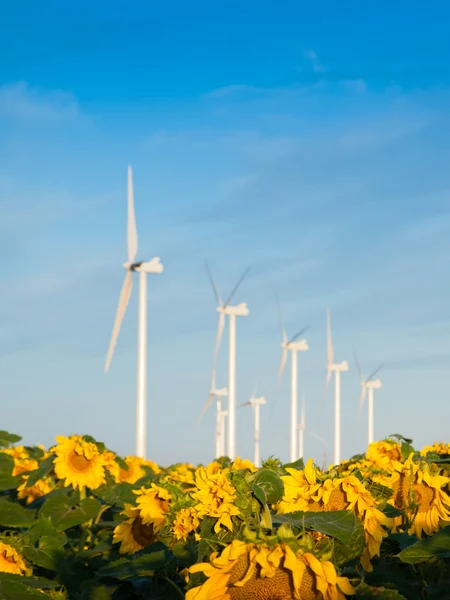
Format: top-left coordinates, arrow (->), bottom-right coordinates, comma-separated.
355,354 -> 383,446
325,309 -> 349,465
205,264 -> 249,459
277,298 -> 309,462
297,394 -> 329,459
240,384 -> 267,467
105,166 -> 163,459
197,369 -> 228,459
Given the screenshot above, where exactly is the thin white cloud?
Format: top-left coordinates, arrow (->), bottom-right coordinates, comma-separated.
0,82 -> 79,122
203,84 -> 263,99
303,49 -> 328,73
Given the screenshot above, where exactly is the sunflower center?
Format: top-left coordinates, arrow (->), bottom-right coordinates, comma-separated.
0,551 -> 18,566
131,516 -> 157,547
69,451 -> 94,471
415,484 -> 435,511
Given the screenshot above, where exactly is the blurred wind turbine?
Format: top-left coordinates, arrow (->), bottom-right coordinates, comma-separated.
355,353 -> 383,446
297,394 -> 329,459
205,264 -> 249,459
240,383 -> 267,467
105,166 -> 163,459
197,369 -> 228,459
277,297 -> 309,462
325,309 -> 349,465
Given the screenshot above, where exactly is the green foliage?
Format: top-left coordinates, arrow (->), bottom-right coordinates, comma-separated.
0,497 -> 36,527
0,453 -> 22,491
39,494 -> 102,530
251,469 -> 284,504
0,431 -> 22,448
397,526 -> 450,563
26,454 -> 55,488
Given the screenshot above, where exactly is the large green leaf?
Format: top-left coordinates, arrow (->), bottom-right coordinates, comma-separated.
40,494 -> 101,530
25,454 -> 55,488
25,517 -> 67,545
356,582 -> 407,599
0,431 -> 22,448
22,534 -> 67,571
93,481 -> 137,508
273,510 -> 365,564
0,574 -> 59,589
0,497 -> 36,527
252,469 -> 284,504
97,543 -> 173,580
0,580 -> 54,599
398,526 -> 450,564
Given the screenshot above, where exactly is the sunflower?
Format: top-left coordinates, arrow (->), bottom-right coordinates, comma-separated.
191,467 -> 240,533
102,450 -> 120,481
117,456 -> 146,484
0,543 -> 27,575
365,440 -> 402,471
17,476 -> 53,505
143,458 -> 161,475
231,457 -> 257,472
53,435 -> 106,490
1,446 -> 29,461
420,442 -> 450,457
113,504 -> 158,554
278,459 -> 391,571
386,454 -> 450,537
172,507 -> 200,541
165,464 -> 196,485
186,540 -> 355,600
134,484 -> 172,533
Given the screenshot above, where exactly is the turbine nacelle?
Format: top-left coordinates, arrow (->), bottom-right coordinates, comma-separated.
363,378 -> 382,390
210,387 -> 228,397
218,302 -> 249,317
249,396 -> 267,406
326,360 -> 349,372
123,257 -> 164,274
282,339 -> 309,352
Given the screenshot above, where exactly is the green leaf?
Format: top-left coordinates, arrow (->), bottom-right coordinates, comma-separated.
82,435 -> 106,454
93,481 -> 137,507
356,582 -> 407,599
252,469 -> 284,504
22,531 -> 68,571
282,457 -> 305,471
397,526 -> 450,564
25,454 -> 55,488
0,574 -> 59,589
0,454 -> 22,491
388,434 -> 413,445
273,510 -> 365,564
40,494 -> 101,530
0,580 -> 54,599
0,497 -> 36,527
382,505 -> 403,518
25,517 -> 67,546
0,431 -> 22,448
97,543 -> 173,580
251,483 -> 266,505
366,482 -> 394,502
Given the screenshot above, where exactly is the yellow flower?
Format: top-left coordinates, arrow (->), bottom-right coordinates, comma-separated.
192,467 -> 240,533
387,454 -> 450,538
278,459 -> 391,572
2,447 -> 39,477
231,457 -> 257,472
134,484 -> 172,533
1,446 -> 29,461
118,456 -> 146,484
0,543 -> 26,575
165,464 -> 195,485
172,507 -> 200,541
113,504 -> 158,554
186,540 -> 355,600
102,450 -> 120,481
53,435 -> 106,490
143,458 -> 161,475
17,476 -> 53,505
420,442 -> 450,456
365,440 -> 402,471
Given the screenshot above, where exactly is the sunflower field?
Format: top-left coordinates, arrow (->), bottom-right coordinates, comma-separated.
0,432 -> 449,599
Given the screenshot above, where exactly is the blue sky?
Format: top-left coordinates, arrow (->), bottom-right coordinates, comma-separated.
1,1 -> 450,465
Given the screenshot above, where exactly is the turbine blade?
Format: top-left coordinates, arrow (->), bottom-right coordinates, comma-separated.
205,261 -> 223,305
276,294 -> 288,343
358,386 -> 367,416
326,308 -> 334,365
239,402 -> 251,408
213,312 -> 225,365
224,266 -> 250,307
252,379 -> 258,399
127,166 -> 138,264
197,392 -> 215,424
353,349 -> 364,382
307,429 -> 329,447
277,348 -> 288,387
105,271 -> 133,372
367,364 -> 384,382
323,368 -> 332,404
289,326 -> 309,344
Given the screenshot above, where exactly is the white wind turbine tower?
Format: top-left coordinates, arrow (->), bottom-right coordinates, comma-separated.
204,264 -> 249,459
277,299 -> 309,462
240,384 -> 267,467
105,166 -> 163,459
325,309 -> 349,465
297,394 -> 329,460
197,369 -> 228,459
354,354 -> 383,446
